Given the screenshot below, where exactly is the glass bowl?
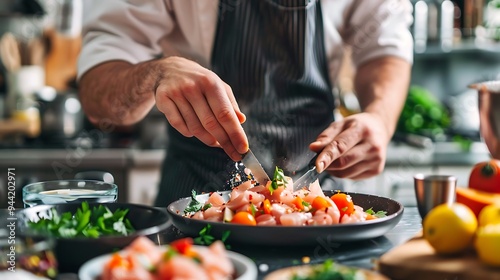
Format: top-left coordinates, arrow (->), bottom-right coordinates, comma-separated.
23,180 -> 118,208
0,227 -> 58,278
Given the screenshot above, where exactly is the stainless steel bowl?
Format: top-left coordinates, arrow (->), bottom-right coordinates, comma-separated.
469,81 -> 500,159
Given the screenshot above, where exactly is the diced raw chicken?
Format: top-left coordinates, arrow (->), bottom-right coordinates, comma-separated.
268,186 -> 286,203
308,180 -> 324,197
270,203 -> 292,222
256,214 -> 277,226
203,206 -> 224,221
293,180 -> 323,204
207,192 -> 226,207
248,185 -> 267,193
234,204 -> 251,213
226,190 -> 265,211
340,205 -> 366,224
199,241 -> 234,280
323,206 -> 341,224
295,190 -> 316,205
230,180 -> 254,198
284,176 -> 293,189
309,213 -> 334,225
157,255 -> 210,280
185,167 -> 381,228
102,237 -> 235,280
125,236 -> 164,264
312,206 -> 341,225
280,212 -> 312,226
191,211 -> 204,220
101,264 -> 157,280
278,189 -> 296,206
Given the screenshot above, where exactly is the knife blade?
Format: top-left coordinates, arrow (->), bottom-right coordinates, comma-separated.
241,149 -> 271,185
292,154 -> 320,192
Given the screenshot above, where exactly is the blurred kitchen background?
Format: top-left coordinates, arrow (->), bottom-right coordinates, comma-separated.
0,0 -> 499,208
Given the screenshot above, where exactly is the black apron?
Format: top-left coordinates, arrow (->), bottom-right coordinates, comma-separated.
155,0 -> 336,207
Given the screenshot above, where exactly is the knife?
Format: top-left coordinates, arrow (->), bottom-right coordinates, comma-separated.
241,149 -> 271,185
292,154 -> 320,192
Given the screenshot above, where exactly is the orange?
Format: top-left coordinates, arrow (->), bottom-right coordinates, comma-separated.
455,187 -> 500,218
423,203 -> 477,255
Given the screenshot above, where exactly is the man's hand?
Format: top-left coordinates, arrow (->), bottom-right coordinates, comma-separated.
309,56 -> 411,180
153,56 -> 248,161
309,113 -> 389,180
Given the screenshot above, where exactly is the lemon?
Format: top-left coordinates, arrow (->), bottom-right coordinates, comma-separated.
478,203 -> 500,226
423,203 -> 478,255
475,224 -> 500,267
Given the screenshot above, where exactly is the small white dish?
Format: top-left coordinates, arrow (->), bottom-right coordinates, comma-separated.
78,245 -> 258,280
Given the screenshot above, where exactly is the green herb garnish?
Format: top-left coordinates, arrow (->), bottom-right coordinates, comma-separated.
269,166 -> 288,195
27,201 -> 134,238
250,204 -> 257,216
221,230 -> 231,243
365,207 -> 387,218
184,190 -> 203,214
193,224 -> 215,246
291,259 -> 359,280
202,203 -> 212,211
193,224 -> 231,249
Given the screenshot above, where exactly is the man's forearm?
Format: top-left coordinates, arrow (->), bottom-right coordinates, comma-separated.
354,56 -> 411,138
78,60 -> 158,126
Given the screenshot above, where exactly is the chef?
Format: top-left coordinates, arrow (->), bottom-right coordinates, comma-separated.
77,0 -> 413,206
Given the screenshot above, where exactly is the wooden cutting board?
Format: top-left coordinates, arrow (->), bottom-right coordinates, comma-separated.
378,234 -> 500,280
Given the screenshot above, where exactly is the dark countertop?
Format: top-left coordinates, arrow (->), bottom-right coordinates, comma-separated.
161,207 -> 422,280
1,207 -> 421,280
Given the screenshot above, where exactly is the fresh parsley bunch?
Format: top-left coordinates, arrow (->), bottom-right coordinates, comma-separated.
28,201 -> 135,238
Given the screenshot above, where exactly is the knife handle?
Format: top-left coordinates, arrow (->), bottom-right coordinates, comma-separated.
308,154 -> 319,169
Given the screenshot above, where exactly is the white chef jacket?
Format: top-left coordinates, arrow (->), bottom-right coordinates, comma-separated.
77,0 -> 414,84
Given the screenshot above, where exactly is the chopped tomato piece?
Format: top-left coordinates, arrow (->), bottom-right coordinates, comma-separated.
311,196 -> 331,211
170,238 -> 193,254
292,196 -> 305,211
106,253 -> 132,270
331,193 -> 354,218
366,214 -> 377,220
263,199 -> 272,214
231,211 -> 257,226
